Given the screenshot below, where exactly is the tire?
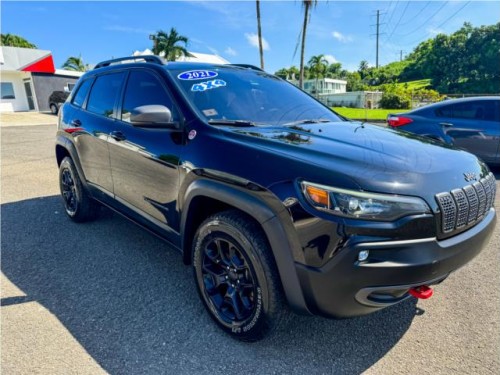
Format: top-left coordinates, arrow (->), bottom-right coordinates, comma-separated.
59,156 -> 99,222
50,103 -> 58,115
193,210 -> 288,342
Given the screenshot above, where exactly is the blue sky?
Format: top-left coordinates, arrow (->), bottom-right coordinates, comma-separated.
2,1 -> 499,73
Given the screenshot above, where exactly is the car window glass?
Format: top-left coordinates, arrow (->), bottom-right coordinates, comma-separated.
121,70 -> 177,122
87,72 -> 125,118
435,100 -> 496,122
72,79 -> 93,108
171,67 -> 342,125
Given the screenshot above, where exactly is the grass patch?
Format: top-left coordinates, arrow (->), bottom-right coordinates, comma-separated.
333,107 -> 410,121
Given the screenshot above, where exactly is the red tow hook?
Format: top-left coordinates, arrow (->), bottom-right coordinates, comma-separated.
409,285 -> 433,299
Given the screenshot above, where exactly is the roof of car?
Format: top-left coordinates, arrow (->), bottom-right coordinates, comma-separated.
409,95 -> 500,114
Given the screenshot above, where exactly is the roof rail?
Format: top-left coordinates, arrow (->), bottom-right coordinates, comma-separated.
228,64 -> 264,72
94,55 -> 164,70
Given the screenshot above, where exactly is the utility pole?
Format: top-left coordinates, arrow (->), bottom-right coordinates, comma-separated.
376,10 -> 380,68
370,10 -> 385,68
400,50 -> 404,62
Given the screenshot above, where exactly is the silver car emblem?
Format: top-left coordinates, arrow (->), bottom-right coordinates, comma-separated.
463,172 -> 477,182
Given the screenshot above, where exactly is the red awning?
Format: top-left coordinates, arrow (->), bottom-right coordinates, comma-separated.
21,55 -> 55,73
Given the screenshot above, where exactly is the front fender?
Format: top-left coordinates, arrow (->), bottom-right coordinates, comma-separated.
180,176 -> 311,315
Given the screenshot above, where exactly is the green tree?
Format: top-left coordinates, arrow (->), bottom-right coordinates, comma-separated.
308,54 -> 328,95
325,62 -> 342,78
62,55 -> 89,72
298,0 -> 318,89
256,0 -> 265,69
151,28 -> 188,61
275,68 -> 289,79
358,60 -> 369,79
0,33 -> 37,48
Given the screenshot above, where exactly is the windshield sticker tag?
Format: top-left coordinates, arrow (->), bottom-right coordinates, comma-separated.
178,70 -> 218,80
191,79 -> 226,92
202,109 -> 218,116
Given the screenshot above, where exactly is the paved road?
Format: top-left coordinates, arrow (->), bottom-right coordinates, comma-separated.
1,125 -> 499,374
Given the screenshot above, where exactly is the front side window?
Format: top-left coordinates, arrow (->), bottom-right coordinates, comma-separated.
72,79 -> 93,108
1,82 -> 15,99
87,72 -> 125,118
171,66 -> 342,126
121,70 -> 177,123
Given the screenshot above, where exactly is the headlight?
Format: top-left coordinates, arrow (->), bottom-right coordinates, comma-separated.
302,181 -> 430,221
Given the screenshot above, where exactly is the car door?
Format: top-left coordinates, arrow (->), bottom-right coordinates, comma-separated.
65,73 -> 125,195
436,100 -> 500,163
107,68 -> 184,237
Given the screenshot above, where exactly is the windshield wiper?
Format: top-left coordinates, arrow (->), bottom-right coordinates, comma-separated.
284,119 -> 331,126
208,119 -> 255,127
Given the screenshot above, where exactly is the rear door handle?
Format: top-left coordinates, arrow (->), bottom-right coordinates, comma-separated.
70,119 -> 82,127
440,122 -> 454,127
110,131 -> 126,141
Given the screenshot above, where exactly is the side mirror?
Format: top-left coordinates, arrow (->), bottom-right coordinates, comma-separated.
129,105 -> 179,129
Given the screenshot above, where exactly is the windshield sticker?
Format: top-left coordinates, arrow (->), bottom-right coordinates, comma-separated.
178,70 -> 218,80
191,79 -> 226,92
202,109 -> 218,116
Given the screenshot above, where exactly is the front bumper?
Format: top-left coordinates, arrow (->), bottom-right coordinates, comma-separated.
296,208 -> 496,318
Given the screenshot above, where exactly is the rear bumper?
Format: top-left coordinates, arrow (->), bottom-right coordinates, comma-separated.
296,208 -> 496,318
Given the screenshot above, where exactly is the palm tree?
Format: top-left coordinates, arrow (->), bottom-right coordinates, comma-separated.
308,54 -> 328,96
1,33 -> 37,48
358,60 -> 369,79
151,28 -> 188,61
299,0 -> 318,89
62,55 -> 88,72
256,0 -> 264,70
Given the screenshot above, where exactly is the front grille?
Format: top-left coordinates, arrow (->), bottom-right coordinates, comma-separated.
436,173 -> 496,234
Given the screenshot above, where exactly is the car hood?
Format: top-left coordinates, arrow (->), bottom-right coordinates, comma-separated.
223,121 -> 488,210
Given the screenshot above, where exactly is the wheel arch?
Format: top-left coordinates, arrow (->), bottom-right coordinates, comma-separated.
180,178 -> 311,315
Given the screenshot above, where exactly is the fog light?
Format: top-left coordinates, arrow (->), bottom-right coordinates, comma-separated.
358,250 -> 369,262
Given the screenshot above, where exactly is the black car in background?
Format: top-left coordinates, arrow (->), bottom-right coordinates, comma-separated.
48,91 -> 70,115
55,57 -> 496,341
388,97 -> 500,165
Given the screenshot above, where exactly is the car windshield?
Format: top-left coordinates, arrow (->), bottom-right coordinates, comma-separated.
170,66 -> 342,126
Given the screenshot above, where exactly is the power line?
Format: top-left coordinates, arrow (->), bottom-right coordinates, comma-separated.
435,1 -> 471,29
394,1 -> 433,37
384,1 -> 411,44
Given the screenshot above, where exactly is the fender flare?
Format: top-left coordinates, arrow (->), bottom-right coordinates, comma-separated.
55,134 -> 90,192
180,178 -> 311,315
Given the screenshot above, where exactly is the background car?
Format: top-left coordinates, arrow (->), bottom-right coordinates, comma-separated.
387,96 -> 500,165
48,90 -> 70,115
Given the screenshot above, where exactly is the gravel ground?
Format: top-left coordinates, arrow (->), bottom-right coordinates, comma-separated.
1,125 -> 499,374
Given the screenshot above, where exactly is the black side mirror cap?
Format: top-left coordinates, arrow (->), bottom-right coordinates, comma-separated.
129,105 -> 180,129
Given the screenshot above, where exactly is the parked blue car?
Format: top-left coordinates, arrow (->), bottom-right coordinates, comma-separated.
388,97 -> 500,166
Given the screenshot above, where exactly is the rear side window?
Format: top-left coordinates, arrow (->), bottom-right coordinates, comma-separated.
436,100 -> 497,121
87,72 -> 125,118
121,70 -> 177,122
72,79 -> 92,108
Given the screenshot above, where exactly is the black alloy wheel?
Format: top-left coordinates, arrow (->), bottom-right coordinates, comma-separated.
193,210 -> 288,342
201,236 -> 257,324
58,157 -> 99,222
61,167 -> 77,215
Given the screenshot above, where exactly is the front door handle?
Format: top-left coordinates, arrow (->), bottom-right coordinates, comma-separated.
440,122 -> 454,127
110,131 -> 126,141
70,119 -> 82,127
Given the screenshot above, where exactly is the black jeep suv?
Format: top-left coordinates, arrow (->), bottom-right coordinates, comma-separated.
56,56 -> 496,341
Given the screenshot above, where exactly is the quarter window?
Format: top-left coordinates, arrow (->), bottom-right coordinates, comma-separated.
72,79 -> 93,108
1,82 -> 15,99
121,70 -> 177,122
87,72 -> 125,118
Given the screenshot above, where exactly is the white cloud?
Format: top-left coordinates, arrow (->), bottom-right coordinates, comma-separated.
332,31 -> 352,43
323,54 -> 338,64
244,33 -> 270,51
427,27 -> 445,36
224,47 -> 238,56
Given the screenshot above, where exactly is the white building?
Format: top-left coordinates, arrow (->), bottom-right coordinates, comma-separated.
0,46 -> 83,112
289,78 -> 347,97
